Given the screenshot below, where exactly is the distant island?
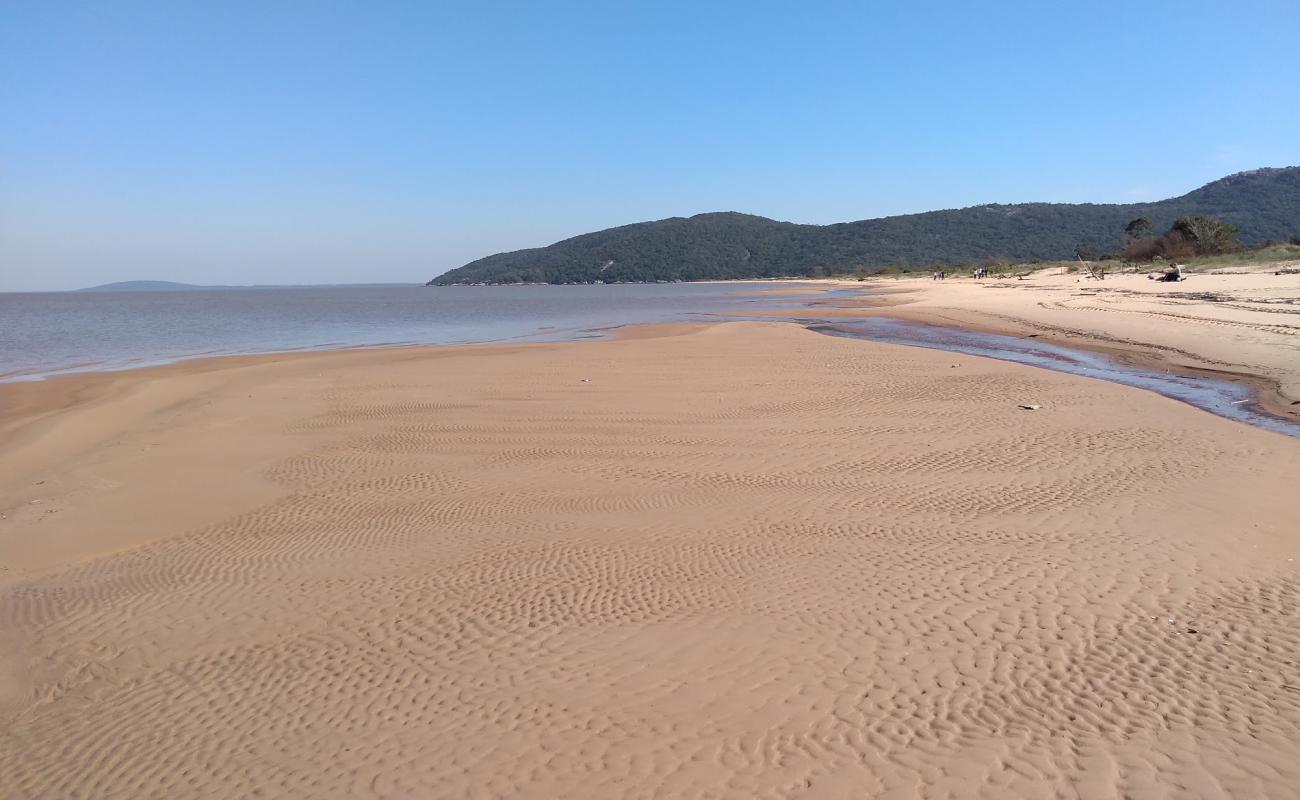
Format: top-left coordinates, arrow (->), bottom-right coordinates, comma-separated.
79,281 -> 421,292
78,280 -> 203,292
428,167 -> 1300,285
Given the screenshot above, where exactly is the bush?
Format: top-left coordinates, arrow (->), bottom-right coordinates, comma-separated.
1123,216 -> 1238,261
1172,215 -> 1240,255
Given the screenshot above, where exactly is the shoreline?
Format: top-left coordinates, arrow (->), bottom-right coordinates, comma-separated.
0,327 -> 717,447
12,270 -> 1296,431
5,294 -> 1297,442
0,281 -> 786,387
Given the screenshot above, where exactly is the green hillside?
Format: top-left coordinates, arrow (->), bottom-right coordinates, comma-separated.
429,168 -> 1300,285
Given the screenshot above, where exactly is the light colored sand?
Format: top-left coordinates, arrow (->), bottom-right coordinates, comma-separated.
836,269 -> 1300,416
2,322 -> 1299,798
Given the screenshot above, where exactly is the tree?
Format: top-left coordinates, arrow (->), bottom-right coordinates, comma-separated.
1124,216 -> 1153,240
1172,215 -> 1240,255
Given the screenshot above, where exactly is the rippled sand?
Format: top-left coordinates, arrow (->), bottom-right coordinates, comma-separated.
2,322 -> 1298,798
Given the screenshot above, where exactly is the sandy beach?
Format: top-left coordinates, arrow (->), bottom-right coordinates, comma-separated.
3,320 -> 1300,798
835,267 -> 1300,420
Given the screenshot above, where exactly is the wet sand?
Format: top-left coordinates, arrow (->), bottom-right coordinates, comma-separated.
817,268 -> 1300,420
3,322 -> 1299,798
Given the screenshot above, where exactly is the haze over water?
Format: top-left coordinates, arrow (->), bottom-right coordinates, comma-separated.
0,284 -> 775,381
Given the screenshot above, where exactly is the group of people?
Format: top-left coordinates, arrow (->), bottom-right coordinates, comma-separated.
931,267 -> 992,280
929,262 -> 1183,282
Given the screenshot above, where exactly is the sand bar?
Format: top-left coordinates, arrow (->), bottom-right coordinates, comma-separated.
2,322 -> 1299,798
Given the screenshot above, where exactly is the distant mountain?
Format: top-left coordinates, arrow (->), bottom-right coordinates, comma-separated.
429,167 -> 1300,285
79,280 -> 200,292
79,281 -> 420,292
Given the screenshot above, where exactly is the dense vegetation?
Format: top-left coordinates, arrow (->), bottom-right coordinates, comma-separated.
428,168 -> 1300,285
1123,214 -> 1243,260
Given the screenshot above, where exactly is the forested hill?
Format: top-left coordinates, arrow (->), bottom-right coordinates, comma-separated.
428,168 -> 1300,285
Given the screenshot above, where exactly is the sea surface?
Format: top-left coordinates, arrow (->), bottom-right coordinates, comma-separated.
0,283 -> 780,381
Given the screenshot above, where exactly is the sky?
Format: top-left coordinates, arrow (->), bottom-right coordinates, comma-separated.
2,0 -> 1298,292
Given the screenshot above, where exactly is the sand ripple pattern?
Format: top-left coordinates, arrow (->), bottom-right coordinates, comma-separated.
3,323 -> 1300,798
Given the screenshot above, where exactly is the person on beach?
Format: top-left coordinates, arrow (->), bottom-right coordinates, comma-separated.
1149,263 -> 1183,282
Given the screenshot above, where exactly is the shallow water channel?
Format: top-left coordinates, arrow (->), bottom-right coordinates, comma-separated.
763,313 -> 1300,438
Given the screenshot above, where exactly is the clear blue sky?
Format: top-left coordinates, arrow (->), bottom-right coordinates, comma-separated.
3,0 -> 1298,291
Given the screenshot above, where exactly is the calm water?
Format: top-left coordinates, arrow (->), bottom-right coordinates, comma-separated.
0,283 -> 780,381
